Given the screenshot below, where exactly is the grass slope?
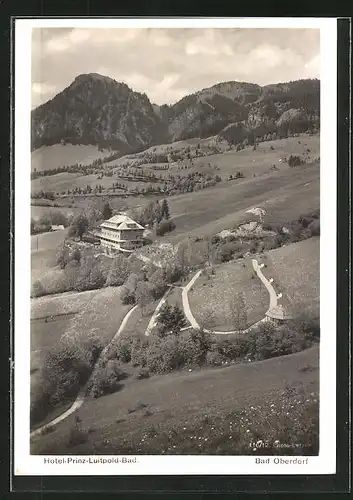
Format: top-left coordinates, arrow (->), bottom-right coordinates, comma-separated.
263,237 -> 320,317
31,286 -> 131,424
30,345 -> 319,455
165,161 -> 319,242
31,230 -> 67,283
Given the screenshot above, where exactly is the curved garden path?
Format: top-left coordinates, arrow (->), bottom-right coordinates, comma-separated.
251,259 -> 278,310
181,259 -> 278,335
30,304 -> 138,438
31,258 -> 280,437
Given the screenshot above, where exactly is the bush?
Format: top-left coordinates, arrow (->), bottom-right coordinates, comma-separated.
56,243 -> 81,269
114,332 -> 142,363
148,268 -> 168,299
120,286 -> 136,305
178,329 -> 212,366
205,350 -> 224,366
89,359 -> 126,398
216,242 -> 239,263
308,219 -> 320,236
31,280 -> 46,298
105,255 -> 130,287
38,334 -> 103,407
129,335 -> 149,367
146,335 -> 184,374
287,155 -> 304,167
50,210 -> 69,227
75,257 -> 106,292
156,219 -> 176,236
67,424 -> 89,448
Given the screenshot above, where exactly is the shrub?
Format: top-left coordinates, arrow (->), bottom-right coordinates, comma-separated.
120,286 -> 136,305
130,336 -> 149,367
89,360 -> 126,398
216,242 -> 239,263
156,219 -> 176,236
105,255 -> 130,287
114,332 -> 145,363
67,424 -> 89,448
178,329 -> 212,366
31,280 -> 46,298
148,268 -> 168,299
39,334 -> 104,406
50,210 -> 69,227
308,219 -> 320,236
75,258 -> 106,292
146,335 -> 183,374
287,155 -> 304,167
205,350 -> 224,366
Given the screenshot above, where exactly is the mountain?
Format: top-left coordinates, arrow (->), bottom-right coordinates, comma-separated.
31,73 -> 167,153
31,74 -> 320,153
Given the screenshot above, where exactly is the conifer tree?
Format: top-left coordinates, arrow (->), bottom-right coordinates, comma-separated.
161,199 -> 170,220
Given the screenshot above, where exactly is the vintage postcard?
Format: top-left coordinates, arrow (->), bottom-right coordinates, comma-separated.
14,17 -> 337,476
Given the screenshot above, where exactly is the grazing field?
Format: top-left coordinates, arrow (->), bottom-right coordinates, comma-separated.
164,161 -> 319,243
191,134 -> 319,178
31,289 -> 102,319
60,286 -> 130,345
188,259 -> 268,331
31,229 -> 67,283
30,289 -> 101,399
30,345 -> 319,455
31,287 -> 131,410
32,172 -> 128,195
31,228 -> 68,252
31,314 -> 76,392
31,204 -> 82,221
263,237 -> 320,317
31,145 -> 110,172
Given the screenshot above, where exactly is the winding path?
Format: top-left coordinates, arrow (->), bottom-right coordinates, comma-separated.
31,258 -> 280,437
30,304 -> 138,438
251,259 -> 278,311
181,259 -> 278,335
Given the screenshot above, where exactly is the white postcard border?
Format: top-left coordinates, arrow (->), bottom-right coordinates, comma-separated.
14,17 -> 337,476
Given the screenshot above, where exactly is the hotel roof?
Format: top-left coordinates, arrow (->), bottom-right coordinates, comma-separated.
100,214 -> 145,231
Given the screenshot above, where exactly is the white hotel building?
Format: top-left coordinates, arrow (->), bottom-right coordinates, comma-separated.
99,214 -> 145,254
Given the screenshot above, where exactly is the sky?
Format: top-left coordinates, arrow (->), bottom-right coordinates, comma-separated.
31,27 -> 320,109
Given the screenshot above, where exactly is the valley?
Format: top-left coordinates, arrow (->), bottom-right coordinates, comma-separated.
28,74 -> 321,456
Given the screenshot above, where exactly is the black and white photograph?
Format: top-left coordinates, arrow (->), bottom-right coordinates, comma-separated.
14,18 -> 337,476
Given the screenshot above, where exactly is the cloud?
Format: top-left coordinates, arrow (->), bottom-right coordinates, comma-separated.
31,27 -> 320,107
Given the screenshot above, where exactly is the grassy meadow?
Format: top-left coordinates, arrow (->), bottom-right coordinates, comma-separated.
188,259 -> 268,331
31,144 -> 110,172
30,345 -> 319,455
28,133 -> 320,453
263,237 -> 320,318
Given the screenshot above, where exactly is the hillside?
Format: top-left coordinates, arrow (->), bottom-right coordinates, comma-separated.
31,74 -> 320,157
30,346 -> 319,455
31,73 -> 167,153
